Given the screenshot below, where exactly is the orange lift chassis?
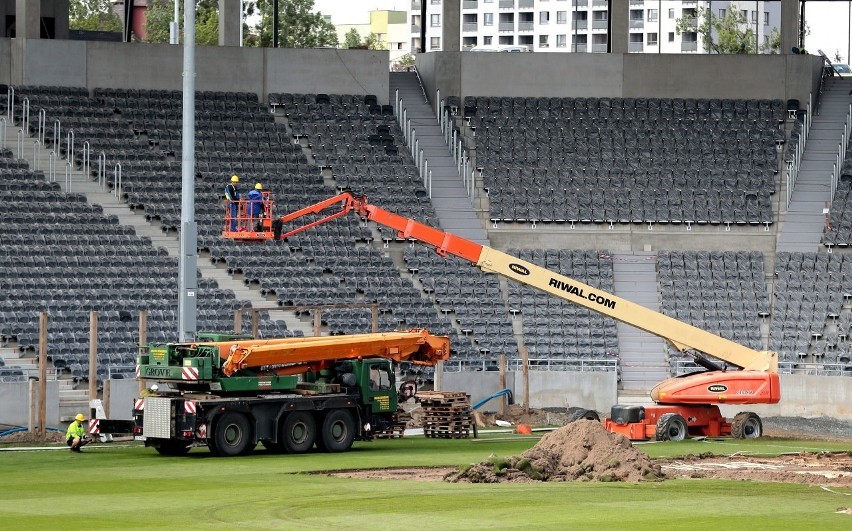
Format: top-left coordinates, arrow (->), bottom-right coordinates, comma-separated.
229,191 -> 780,441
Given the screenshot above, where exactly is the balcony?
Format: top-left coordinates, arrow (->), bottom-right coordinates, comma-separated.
681,41 -> 698,52
629,19 -> 643,29
592,42 -> 608,52
519,0 -> 533,7
411,24 -> 421,33
592,0 -> 607,6
411,0 -> 421,9
499,0 -> 514,8
592,19 -> 608,30
463,0 -> 478,9
499,21 -> 515,31
572,43 -> 587,52
572,20 -> 588,30
462,22 -> 478,32
518,21 -> 534,31
572,0 -> 588,6
629,0 -> 643,5
628,41 -> 643,52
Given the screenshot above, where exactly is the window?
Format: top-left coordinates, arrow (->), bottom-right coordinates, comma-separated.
751,10 -> 758,23
430,36 -> 440,49
431,14 -> 441,27
647,32 -> 658,46
682,32 -> 697,43
740,10 -> 747,20
647,9 -> 658,22
540,11 -> 550,24
719,8 -> 726,19
369,366 -> 391,391
556,34 -> 566,47
557,11 -> 567,24
483,35 -> 492,45
484,13 -> 493,26
763,12 -> 769,25
668,8 -> 674,19
539,34 -> 549,47
668,32 -> 674,42
431,0 -> 441,4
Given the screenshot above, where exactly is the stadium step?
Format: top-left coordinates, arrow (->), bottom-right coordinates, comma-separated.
389,72 -> 489,245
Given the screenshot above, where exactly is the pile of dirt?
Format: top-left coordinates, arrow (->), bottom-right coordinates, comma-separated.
446,420 -> 663,483
0,430 -> 65,444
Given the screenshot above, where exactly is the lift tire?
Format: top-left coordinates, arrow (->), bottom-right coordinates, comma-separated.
567,408 -> 600,423
731,412 -> 763,439
316,409 -> 356,453
211,412 -> 253,457
281,411 -> 316,454
655,413 -> 688,442
154,439 -> 192,456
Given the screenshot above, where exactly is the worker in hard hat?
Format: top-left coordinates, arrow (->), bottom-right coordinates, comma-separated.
225,175 -> 241,231
66,413 -> 89,453
247,183 -> 264,231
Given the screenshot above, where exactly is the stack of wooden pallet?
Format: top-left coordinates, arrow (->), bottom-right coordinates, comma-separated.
373,410 -> 410,439
418,390 -> 474,439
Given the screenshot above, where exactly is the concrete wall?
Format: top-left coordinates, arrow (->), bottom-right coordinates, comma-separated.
0,39 -> 390,104
0,380 -> 59,427
106,379 -> 139,421
440,372 -> 852,420
417,51 -> 822,112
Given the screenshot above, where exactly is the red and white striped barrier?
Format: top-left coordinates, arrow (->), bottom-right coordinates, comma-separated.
134,399 -> 145,411
181,367 -> 199,381
88,419 -> 100,435
184,401 -> 197,415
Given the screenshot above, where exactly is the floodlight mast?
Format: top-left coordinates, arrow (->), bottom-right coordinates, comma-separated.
178,0 -> 198,342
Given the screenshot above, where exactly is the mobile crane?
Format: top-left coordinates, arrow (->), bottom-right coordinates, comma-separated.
233,191 -> 779,442
133,329 -> 449,456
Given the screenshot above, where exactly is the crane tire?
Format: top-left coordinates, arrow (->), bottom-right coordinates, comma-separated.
316,409 -> 356,453
655,413 -> 688,442
731,412 -> 762,439
280,411 -> 316,454
210,412 -> 253,457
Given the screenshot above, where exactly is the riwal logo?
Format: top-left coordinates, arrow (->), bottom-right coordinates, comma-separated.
509,263 -> 530,276
707,384 -> 728,393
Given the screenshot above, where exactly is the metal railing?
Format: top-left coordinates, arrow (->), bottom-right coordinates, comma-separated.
437,89 -> 475,204
113,163 -> 122,198
442,358 -> 618,372
830,103 -> 852,203
97,152 -> 107,188
5,86 -> 13,121
785,92 -> 813,208
0,117 -> 6,147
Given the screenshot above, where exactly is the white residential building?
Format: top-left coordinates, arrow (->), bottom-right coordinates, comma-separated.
412,0 -> 781,54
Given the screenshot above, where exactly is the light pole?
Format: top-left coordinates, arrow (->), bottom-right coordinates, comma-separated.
170,0 -> 179,44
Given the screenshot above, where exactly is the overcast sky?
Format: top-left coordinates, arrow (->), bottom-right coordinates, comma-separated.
311,1 -> 852,63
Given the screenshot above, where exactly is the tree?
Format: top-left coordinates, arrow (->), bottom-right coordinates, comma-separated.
676,3 -> 768,54
364,32 -> 386,51
343,28 -> 362,49
69,0 -> 122,32
395,53 -> 415,67
252,0 -> 338,48
143,0 -> 230,46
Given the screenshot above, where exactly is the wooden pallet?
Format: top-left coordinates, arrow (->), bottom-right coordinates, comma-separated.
374,411 -> 410,439
417,391 -> 474,439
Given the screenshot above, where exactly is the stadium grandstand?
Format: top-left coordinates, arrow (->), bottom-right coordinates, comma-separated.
1,1 -> 851,424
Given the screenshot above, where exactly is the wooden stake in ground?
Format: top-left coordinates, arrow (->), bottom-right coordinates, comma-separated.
38,312 -> 47,437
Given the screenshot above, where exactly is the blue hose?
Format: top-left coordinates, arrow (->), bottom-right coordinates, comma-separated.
0,426 -> 64,438
472,388 -> 514,410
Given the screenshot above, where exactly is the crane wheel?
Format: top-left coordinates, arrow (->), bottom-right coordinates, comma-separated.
281,411 -> 316,454
731,412 -> 763,439
655,413 -> 688,442
316,409 -> 356,453
210,412 -> 253,457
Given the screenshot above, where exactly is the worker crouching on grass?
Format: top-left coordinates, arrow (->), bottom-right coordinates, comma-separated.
66,413 -> 90,453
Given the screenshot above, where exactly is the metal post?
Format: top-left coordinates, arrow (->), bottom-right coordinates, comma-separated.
428,168 -> 432,198
98,152 -> 106,188
65,162 -> 72,192
22,98 -> 29,136
49,151 -> 56,182
37,108 -> 45,144
114,163 -> 122,197
395,88 -> 399,115
178,0 -> 199,342
32,140 -> 40,171
171,0 -> 180,44
67,130 -> 75,169
0,117 -> 5,147
6,86 -> 13,121
410,129 -> 417,158
88,311 -> 98,401
16,128 -> 23,158
83,141 -> 90,178
53,120 -> 61,155
436,88 -> 441,119
38,312 -> 48,437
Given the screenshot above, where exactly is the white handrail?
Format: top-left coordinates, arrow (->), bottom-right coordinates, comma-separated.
5,86 -> 13,121
22,97 -> 29,136
113,163 -> 122,198
83,141 -> 91,178
65,162 -> 72,192
49,150 -> 57,181
0,117 -> 5,147
37,109 -> 46,144
32,140 -> 40,171
52,119 -> 61,155
16,128 -> 23,159
98,152 -> 106,188
67,130 -> 75,169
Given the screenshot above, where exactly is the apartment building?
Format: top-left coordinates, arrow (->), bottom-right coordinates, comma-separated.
414,0 -> 781,54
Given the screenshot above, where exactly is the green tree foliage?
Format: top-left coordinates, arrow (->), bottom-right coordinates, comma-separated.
343,28 -> 362,49
364,32 -> 386,51
253,0 -> 338,48
143,0 -> 227,46
69,0 -> 122,32
675,3 -> 779,54
395,53 -> 415,67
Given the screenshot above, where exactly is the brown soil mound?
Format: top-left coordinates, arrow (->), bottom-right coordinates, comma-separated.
446,420 -> 663,483
0,430 -> 65,444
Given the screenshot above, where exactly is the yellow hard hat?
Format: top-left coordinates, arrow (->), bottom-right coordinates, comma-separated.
255,183 -> 263,190
75,413 -> 85,422
230,175 -> 239,183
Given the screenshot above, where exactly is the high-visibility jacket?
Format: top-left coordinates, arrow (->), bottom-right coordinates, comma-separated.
225,183 -> 239,201
66,420 -> 85,441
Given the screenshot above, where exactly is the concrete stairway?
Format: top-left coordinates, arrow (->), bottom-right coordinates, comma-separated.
611,252 -> 668,394
777,76 -> 852,252
389,72 -> 488,244
3,122 -> 312,336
